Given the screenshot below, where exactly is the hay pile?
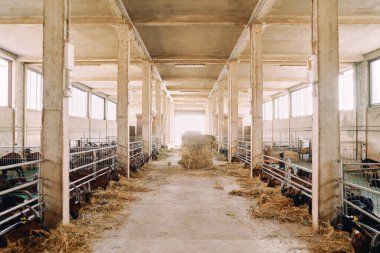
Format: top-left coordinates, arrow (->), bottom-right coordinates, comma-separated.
217,164 -> 352,253
179,134 -> 216,169
299,223 -> 353,253
156,148 -> 171,161
4,174 -> 151,253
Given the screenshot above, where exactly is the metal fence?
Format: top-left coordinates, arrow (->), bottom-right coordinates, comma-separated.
339,161 -> 380,235
69,145 -> 117,193
0,154 -> 44,241
69,137 -> 117,148
262,155 -> 312,198
237,141 -> 251,164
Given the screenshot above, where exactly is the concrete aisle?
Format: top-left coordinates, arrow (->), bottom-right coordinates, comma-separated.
93,153 -> 309,253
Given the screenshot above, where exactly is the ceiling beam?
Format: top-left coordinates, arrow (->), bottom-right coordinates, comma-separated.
71,76 -> 142,82
208,0 -> 277,98
133,15 -> 247,26
0,16 -> 123,25
21,58 -> 143,65
110,0 -> 174,103
263,15 -> 380,26
154,57 -> 227,65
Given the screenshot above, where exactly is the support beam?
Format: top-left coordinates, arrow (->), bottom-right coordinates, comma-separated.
13,62 -> 26,149
156,81 -> 162,148
228,61 -> 238,162
0,16 -> 123,25
355,61 -> 368,160
208,97 -> 215,135
142,60 -> 152,156
41,0 -> 70,226
167,100 -> 172,144
250,24 -> 264,174
162,91 -> 168,145
117,24 -> 130,177
133,15 -> 246,26
213,94 -> 218,139
311,0 -> 340,230
208,0 -> 277,99
170,102 -> 175,144
218,85 -> 225,150
263,15 -> 380,26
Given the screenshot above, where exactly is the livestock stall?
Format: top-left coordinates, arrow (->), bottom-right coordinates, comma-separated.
337,161 -> 380,247
0,147 -> 44,247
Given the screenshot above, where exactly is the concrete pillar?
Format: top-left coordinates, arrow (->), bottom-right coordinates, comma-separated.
117,24 -> 130,177
166,97 -> 170,144
169,101 -> 175,144
311,0 -> 340,229
142,60 -> 152,156
218,86 -> 224,150
156,82 -> 162,148
13,62 -> 26,149
208,98 -> 214,135
228,61 -> 238,162
41,0 -> 70,226
250,24 -> 263,173
355,61 -> 368,160
212,95 -> 218,138
162,92 -> 168,145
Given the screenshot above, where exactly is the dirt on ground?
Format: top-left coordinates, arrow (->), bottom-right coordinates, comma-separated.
4,150 -> 351,253
92,152 -> 312,253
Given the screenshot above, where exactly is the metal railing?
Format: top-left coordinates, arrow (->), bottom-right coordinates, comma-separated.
339,161 -> 380,235
262,155 -> 312,198
0,157 -> 44,238
129,141 -> 142,160
237,141 -> 251,164
69,145 -> 117,193
69,137 -> 117,148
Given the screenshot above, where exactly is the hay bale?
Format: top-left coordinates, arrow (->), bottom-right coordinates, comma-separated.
271,150 -> 299,162
179,134 -> 216,169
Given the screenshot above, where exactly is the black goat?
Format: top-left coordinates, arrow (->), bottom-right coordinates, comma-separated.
0,152 -> 24,177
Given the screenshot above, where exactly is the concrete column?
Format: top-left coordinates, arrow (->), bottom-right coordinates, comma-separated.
117,24 -> 130,177
212,95 -> 218,138
13,62 -> 26,149
169,101 -> 175,144
208,98 -> 214,135
311,0 -> 340,229
250,24 -> 263,173
166,97 -> 170,144
142,60 -> 152,156
156,82 -> 162,148
218,86 -> 224,149
355,61 -> 368,160
162,91 -> 167,145
228,61 -> 238,162
41,0 -> 70,226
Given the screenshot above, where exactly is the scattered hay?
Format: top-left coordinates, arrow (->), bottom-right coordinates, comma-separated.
156,148 -> 170,161
4,176 -> 151,253
179,134 -> 216,169
250,190 -> 312,226
215,152 -> 228,162
298,223 -> 353,253
213,181 -> 224,190
220,163 -> 352,253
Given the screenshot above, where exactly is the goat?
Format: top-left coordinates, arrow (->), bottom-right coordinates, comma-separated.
24,148 -> 41,169
0,152 -> 24,177
0,205 -> 49,248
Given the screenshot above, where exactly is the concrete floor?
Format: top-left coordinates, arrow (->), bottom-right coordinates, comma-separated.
93,152 -> 309,253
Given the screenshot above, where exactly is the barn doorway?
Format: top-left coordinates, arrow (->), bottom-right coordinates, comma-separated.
174,113 -> 205,145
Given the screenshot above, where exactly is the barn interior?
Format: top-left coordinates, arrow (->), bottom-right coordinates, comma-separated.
1,0 -> 380,252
